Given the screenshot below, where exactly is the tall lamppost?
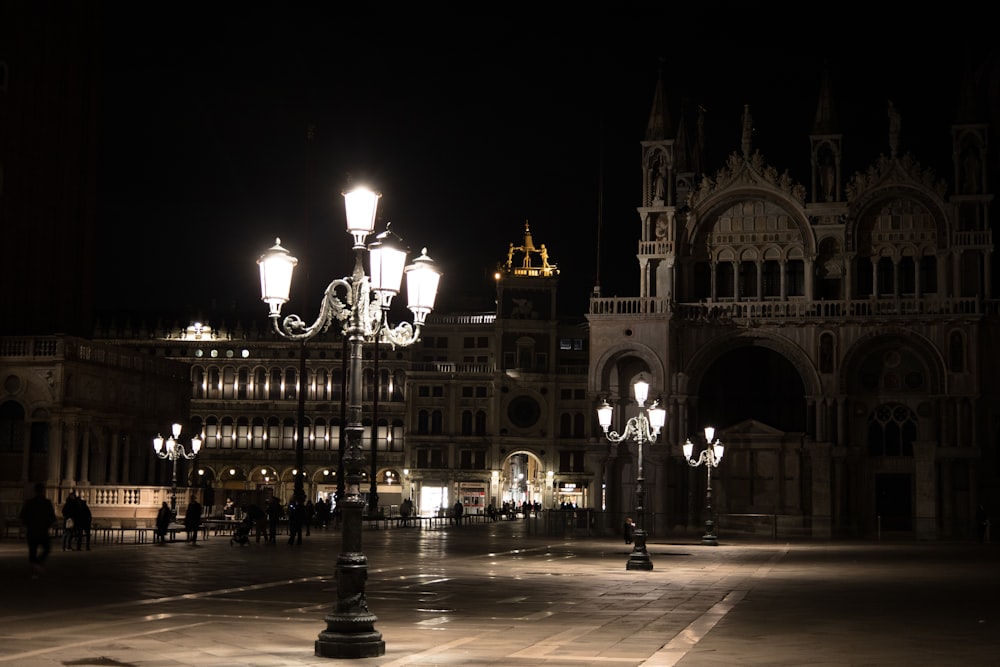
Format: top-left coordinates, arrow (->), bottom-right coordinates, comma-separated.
152,423 -> 202,516
597,376 -> 666,571
258,185 -> 441,659
683,427 -> 725,546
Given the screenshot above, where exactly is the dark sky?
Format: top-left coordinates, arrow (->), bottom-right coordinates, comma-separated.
95,12 -> 997,324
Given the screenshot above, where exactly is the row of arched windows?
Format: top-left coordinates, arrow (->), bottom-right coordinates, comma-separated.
192,415 -> 405,452
191,365 -> 405,402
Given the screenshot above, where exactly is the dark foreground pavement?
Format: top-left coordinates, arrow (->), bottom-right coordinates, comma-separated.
1,520 -> 997,666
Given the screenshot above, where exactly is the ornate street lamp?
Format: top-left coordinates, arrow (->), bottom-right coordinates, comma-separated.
152,423 -> 202,515
683,427 -> 725,546
258,185 -> 441,659
597,376 -> 666,571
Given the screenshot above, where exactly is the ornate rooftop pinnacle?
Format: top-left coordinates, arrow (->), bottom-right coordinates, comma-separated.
500,221 -> 558,278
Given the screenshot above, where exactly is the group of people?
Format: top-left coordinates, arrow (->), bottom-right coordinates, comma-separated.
153,494 -> 203,545
60,491 -> 93,551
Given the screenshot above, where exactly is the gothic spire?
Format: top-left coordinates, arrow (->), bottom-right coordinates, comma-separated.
644,58 -> 673,141
812,59 -> 839,135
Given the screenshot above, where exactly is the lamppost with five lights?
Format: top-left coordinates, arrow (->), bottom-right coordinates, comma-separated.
257,185 -> 441,659
597,376 -> 666,571
152,423 -> 202,516
683,427 -> 725,546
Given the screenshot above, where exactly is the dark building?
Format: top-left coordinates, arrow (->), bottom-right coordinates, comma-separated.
0,3 -> 100,336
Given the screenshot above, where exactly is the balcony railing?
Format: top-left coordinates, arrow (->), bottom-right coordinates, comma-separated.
589,296 -> 999,322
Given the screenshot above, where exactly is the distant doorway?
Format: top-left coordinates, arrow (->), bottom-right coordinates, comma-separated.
875,473 -> 913,532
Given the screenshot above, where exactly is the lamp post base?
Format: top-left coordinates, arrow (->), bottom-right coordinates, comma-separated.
701,520 -> 718,546
315,496 -> 386,659
626,529 -> 654,571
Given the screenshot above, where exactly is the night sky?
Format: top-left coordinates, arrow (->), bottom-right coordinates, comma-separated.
94,12 -> 998,325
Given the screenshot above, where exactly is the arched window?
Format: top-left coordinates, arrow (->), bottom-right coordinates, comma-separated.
462,411 -> 473,435
236,417 -> 250,449
253,368 -> 267,400
208,367 -> 221,399
237,368 -> 249,399
222,367 -> 237,399
475,410 -> 487,436
284,367 -> 297,400
251,417 -> 266,449
203,416 -> 219,449
559,413 -> 572,437
268,368 -> 281,400
867,403 -> 916,457
281,418 -> 296,449
266,417 -> 281,449
192,367 -> 206,399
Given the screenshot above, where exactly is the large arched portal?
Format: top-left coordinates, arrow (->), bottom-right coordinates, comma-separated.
698,346 -> 806,432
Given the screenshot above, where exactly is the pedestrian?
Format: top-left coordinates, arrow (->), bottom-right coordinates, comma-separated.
61,491 -> 79,551
976,504 -> 989,543
184,494 -> 202,545
75,497 -> 92,551
453,500 -> 464,527
242,503 -> 266,543
624,517 -> 635,545
303,499 -> 314,536
287,494 -> 304,545
19,482 -> 57,579
265,496 -> 283,544
155,501 -> 172,544
223,497 -> 236,521
399,498 -> 413,527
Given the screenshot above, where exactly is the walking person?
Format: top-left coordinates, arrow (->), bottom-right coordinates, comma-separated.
75,497 -> 92,551
19,482 -> 57,579
155,501 -> 172,544
183,494 -> 203,545
453,500 -> 464,527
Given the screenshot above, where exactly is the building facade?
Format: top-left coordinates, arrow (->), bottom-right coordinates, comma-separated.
589,65 -> 998,539
2,62 -> 997,540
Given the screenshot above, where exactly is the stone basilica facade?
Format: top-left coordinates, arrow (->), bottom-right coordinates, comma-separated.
1,63 -> 997,541
590,66 -> 998,540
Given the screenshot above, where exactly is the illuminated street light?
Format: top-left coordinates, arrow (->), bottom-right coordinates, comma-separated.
683,427 -> 725,546
597,376 -> 666,571
152,423 -> 202,515
258,185 -> 441,659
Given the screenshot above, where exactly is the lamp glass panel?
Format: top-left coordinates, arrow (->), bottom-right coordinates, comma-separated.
633,379 -> 649,405
343,188 -> 380,236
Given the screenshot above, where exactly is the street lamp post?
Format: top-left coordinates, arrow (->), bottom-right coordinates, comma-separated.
683,427 -> 725,546
258,185 -> 441,659
596,376 -> 666,571
152,423 -> 202,516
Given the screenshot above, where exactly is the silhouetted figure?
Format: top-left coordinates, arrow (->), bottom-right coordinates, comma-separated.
184,495 -> 202,545
976,504 -> 989,543
624,517 -> 635,545
61,492 -> 80,551
75,498 -> 92,551
155,501 -> 172,544
19,482 -> 57,579
287,494 -> 304,545
303,499 -> 314,536
265,497 -> 283,544
453,500 -> 464,527
399,498 -> 413,527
